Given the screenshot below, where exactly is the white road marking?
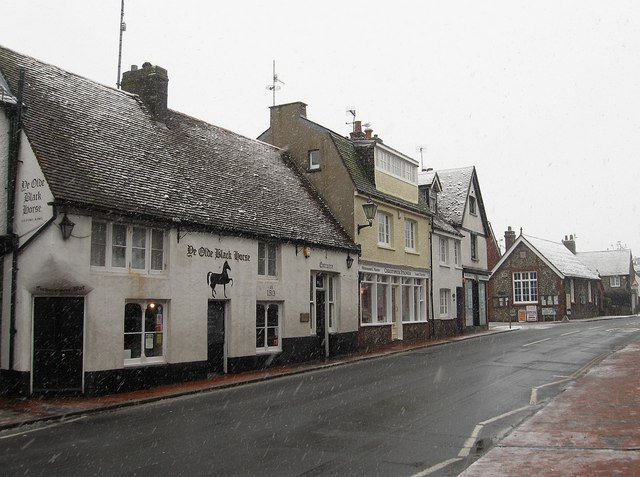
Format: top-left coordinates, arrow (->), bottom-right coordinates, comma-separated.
0,416 -> 87,440
410,458 -> 463,477
522,337 -> 552,347
561,330 -> 581,336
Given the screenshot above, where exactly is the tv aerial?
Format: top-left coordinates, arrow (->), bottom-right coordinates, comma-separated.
266,60 -> 285,106
416,145 -> 427,170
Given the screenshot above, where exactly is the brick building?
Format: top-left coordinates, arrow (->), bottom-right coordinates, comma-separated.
489,230 -> 602,322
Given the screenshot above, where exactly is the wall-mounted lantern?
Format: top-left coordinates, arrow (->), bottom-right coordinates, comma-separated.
59,213 -> 75,240
346,253 -> 354,269
357,198 -> 378,234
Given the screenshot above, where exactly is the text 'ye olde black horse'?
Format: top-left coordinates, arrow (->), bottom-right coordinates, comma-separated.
207,261 -> 233,298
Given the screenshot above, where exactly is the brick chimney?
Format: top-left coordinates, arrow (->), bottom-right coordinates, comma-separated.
350,120 -> 366,140
121,62 -> 169,122
504,226 -> 516,251
562,234 -> 576,254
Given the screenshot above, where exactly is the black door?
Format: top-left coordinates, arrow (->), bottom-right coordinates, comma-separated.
456,286 -> 464,334
207,301 -> 225,374
316,290 -> 326,340
33,297 -> 84,393
472,281 -> 480,326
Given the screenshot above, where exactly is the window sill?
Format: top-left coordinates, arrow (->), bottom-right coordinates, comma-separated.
360,322 -> 392,327
439,263 -> 451,268
124,358 -> 166,367
256,348 -> 281,355
377,244 -> 395,251
308,167 -> 321,172
405,249 -> 419,255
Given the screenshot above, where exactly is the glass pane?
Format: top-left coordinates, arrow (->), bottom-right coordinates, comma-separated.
267,244 -> 277,276
256,329 -> 265,348
256,304 -> 265,327
258,243 -> 265,275
377,283 -> 387,322
151,250 -> 163,271
267,326 -> 278,347
402,285 -> 411,321
124,333 -> 141,359
90,222 -> 107,266
112,245 -> 126,268
132,227 -> 146,248
361,282 -> 372,323
132,248 -> 146,269
267,304 -> 279,326
151,229 -> 163,249
113,224 -> 127,246
124,303 -> 142,332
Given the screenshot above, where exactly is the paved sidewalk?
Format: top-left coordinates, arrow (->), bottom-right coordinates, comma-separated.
0,327 -> 508,431
460,340 -> 640,476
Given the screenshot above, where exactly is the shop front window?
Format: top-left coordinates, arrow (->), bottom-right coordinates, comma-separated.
124,300 -> 165,364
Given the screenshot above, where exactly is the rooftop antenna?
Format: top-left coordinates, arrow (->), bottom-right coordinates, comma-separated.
346,108 -> 356,132
266,60 -> 285,106
116,0 -> 126,89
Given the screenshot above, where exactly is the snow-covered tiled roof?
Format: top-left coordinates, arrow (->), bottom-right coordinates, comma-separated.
0,70 -> 16,105
577,249 -> 632,277
0,45 -> 357,251
525,235 -> 600,279
417,170 -> 435,186
436,166 -> 474,226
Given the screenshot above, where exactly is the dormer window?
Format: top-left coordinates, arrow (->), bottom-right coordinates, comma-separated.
309,149 -> 320,171
429,188 -> 437,213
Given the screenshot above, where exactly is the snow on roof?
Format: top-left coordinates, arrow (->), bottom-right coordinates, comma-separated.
435,166 -> 474,226
417,169 -> 435,186
0,70 -> 17,105
577,249 -> 632,277
525,235 -> 600,280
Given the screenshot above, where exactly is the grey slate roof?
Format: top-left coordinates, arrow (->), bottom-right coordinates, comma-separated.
432,215 -> 462,236
524,235 -> 600,280
0,45 -> 356,251
577,249 -> 632,277
436,166 -> 475,226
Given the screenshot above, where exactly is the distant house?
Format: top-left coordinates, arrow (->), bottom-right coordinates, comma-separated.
436,167 -> 492,330
0,46 -> 359,396
489,230 -> 602,322
578,248 -> 636,315
418,169 -> 464,337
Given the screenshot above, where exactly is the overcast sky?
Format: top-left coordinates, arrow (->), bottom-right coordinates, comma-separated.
4,1 -> 640,256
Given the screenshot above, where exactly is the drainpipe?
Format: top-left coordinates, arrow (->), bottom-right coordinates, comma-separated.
428,220 -> 434,339
7,68 -> 25,371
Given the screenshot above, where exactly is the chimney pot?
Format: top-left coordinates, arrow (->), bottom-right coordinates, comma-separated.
354,120 -> 362,133
365,127 -> 373,139
131,64 -> 138,71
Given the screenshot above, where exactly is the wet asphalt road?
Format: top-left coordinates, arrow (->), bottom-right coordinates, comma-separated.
1,316 -> 638,476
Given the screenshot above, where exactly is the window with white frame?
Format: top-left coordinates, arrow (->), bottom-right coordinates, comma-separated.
375,149 -> 417,184
570,279 -> 576,303
404,219 -> 416,251
256,302 -> 280,352
91,221 -> 165,273
471,233 -> 478,261
513,271 -> 538,303
376,275 -> 389,323
439,289 -> 450,317
454,241 -> 461,266
588,281 -> 593,302
258,242 -> 278,277
378,213 -> 391,246
439,237 -> 449,264
610,275 -> 621,287
469,196 -> 477,215
360,274 -> 374,324
401,277 -> 426,322
360,273 -> 393,324
124,300 -> 166,364
309,149 -> 320,170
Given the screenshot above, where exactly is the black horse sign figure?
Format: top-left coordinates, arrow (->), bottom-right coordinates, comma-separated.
207,261 -> 233,298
